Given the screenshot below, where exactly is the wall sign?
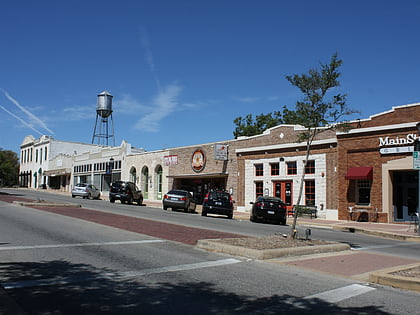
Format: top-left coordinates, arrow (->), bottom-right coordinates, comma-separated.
379,133 -> 418,147
214,143 -> 228,160
191,149 -> 206,172
164,155 -> 178,166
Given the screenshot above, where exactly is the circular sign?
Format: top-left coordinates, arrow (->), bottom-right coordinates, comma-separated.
191,149 -> 206,172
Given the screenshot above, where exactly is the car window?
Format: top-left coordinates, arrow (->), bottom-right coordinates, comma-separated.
168,190 -> 188,196
76,183 -> 87,187
209,192 -> 230,200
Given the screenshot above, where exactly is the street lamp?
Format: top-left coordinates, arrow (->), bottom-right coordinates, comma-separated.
109,157 -> 114,184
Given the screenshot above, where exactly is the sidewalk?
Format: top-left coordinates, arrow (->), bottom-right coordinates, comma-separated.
143,199 -> 420,241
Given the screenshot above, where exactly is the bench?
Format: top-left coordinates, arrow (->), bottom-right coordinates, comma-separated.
293,205 -> 317,219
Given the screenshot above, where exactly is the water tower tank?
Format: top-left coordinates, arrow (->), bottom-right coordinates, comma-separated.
96,90 -> 113,118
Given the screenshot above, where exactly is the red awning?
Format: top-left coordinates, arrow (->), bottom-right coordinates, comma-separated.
345,167 -> 373,180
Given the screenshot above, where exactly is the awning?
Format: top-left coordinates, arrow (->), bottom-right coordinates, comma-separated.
43,168 -> 71,176
345,167 -> 373,180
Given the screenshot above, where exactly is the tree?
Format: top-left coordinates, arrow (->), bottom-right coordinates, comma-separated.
284,53 -> 358,238
0,149 -> 19,187
233,111 -> 283,138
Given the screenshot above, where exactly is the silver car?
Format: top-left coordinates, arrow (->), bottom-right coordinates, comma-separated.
71,183 -> 101,199
162,190 -> 196,212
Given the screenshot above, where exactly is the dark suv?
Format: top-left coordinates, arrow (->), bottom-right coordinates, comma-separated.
109,181 -> 143,205
202,190 -> 234,219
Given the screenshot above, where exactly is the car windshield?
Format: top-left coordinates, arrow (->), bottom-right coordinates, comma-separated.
76,184 -> 87,187
168,190 -> 188,196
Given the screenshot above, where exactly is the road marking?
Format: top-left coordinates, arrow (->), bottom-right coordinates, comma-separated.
351,243 -> 417,250
304,284 -> 376,303
3,258 -> 242,290
112,258 -> 242,279
0,240 -> 165,251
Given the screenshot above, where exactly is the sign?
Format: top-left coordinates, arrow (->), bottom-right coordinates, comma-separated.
191,149 -> 206,172
214,143 -> 228,160
379,133 -> 418,147
164,155 -> 178,166
380,146 -> 413,155
413,151 -> 420,169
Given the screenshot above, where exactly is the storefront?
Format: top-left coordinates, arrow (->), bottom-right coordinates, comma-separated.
165,144 -> 237,204
337,103 -> 420,223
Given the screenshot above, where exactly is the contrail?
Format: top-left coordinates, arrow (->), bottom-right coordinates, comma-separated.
138,27 -> 162,91
1,89 -> 55,135
0,104 -> 43,135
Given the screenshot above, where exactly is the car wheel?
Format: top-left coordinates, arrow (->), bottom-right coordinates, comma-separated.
201,211 -> 207,217
110,198 -> 115,203
281,219 -> 287,225
83,196 -> 87,199
121,200 -> 126,204
127,195 -> 133,205
88,193 -> 92,200
227,213 -> 233,219
163,205 -> 167,210
137,198 -> 143,206
72,195 -> 75,198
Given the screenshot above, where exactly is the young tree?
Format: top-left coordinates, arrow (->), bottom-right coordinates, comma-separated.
285,54 -> 357,238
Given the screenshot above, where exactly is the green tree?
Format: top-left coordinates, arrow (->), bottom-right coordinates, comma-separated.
285,53 -> 358,238
0,149 -> 19,187
233,111 -> 283,138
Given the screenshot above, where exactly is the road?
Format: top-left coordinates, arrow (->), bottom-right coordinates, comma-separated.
0,188 -> 419,314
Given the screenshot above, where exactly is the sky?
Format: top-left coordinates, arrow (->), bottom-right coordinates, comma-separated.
1,0 -> 420,155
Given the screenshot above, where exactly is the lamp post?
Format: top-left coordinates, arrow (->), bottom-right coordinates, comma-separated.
109,157 -> 114,184
416,122 -> 420,235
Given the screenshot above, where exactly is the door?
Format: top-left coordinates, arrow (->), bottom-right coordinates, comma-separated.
393,171 -> 418,221
273,181 -> 293,214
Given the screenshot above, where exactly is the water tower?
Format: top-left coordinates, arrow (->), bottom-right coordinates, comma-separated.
91,90 -> 115,146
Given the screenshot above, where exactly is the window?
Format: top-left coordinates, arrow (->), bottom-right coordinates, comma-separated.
255,181 -> 263,197
305,180 -> 315,206
305,160 -> 315,174
255,164 -> 263,176
286,161 -> 297,175
44,147 -> 48,161
35,149 -> 38,163
270,163 -> 280,176
357,180 -> 371,205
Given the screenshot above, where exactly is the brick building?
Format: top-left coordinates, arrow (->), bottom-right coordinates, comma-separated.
337,103 -> 420,223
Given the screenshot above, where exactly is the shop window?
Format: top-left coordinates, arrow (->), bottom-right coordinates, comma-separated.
271,163 -> 280,176
255,164 -> 263,176
305,160 -> 315,174
357,180 -> 371,205
305,180 -> 315,206
287,161 -> 297,175
255,181 -> 263,197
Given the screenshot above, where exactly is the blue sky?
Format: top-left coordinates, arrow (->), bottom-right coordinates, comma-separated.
1,0 -> 420,155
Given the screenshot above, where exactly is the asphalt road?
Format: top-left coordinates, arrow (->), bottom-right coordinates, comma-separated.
0,188 -> 419,314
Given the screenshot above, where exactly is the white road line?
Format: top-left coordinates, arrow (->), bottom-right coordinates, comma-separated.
351,242 -> 416,250
0,240 -> 165,251
3,258 -> 242,290
113,258 -> 242,279
304,284 -> 376,303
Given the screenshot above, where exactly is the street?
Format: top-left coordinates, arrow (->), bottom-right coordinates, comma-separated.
0,188 -> 419,314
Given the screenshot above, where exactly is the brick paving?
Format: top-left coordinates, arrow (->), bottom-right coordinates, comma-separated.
30,206 -> 247,245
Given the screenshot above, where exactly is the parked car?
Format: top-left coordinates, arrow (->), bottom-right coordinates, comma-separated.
202,190 -> 234,219
162,190 -> 196,212
71,183 -> 101,199
250,196 -> 287,225
109,181 -> 143,205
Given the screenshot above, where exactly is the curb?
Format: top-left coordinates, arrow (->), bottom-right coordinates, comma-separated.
329,225 -> 420,242
12,201 -> 82,208
369,263 -> 420,292
196,239 -> 351,260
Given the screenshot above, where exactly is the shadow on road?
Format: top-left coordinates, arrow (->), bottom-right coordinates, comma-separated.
0,260 -> 390,314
